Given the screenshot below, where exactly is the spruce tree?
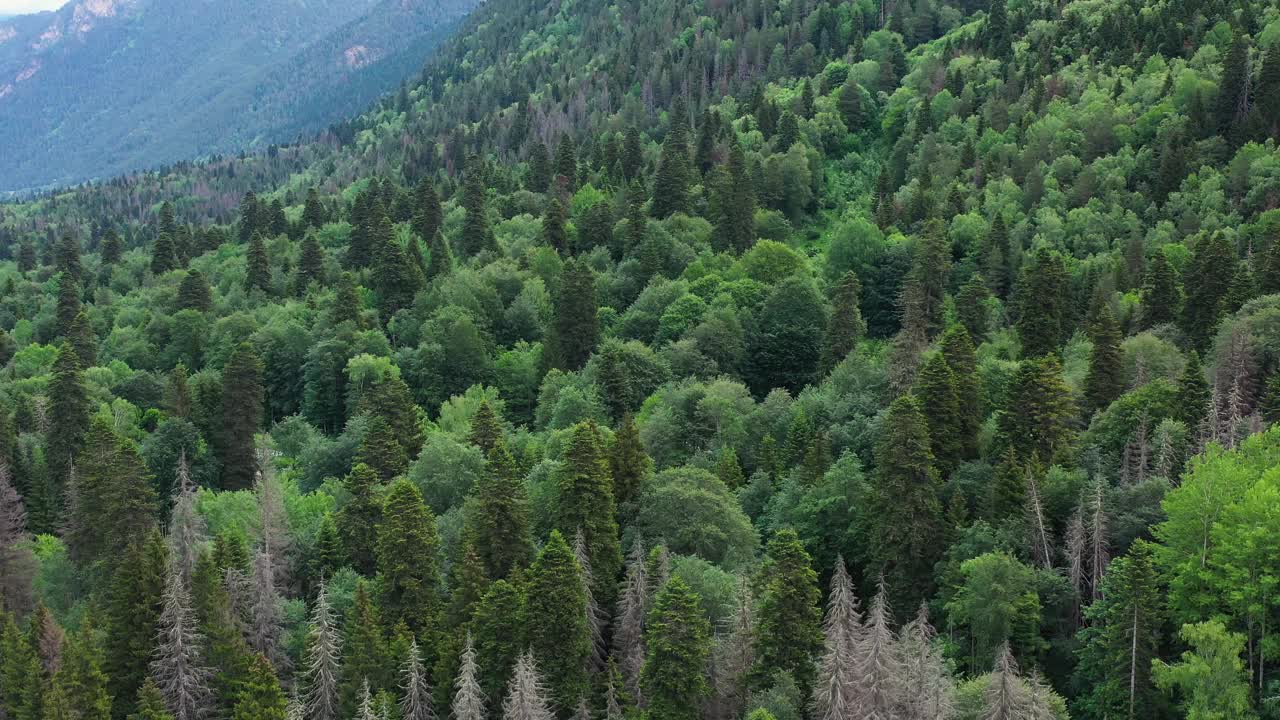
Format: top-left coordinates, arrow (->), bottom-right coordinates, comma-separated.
548,259 -> 599,371
0,463 -> 35,616
68,418 -> 157,567
56,272 -> 81,340
303,188 -> 326,229
460,157 -> 495,256
399,639 -> 435,720
554,135 -> 578,192
541,199 -> 569,254
301,584 -> 340,720
412,181 -> 443,244
555,422 -> 622,603
1017,248 -> 1069,357
867,395 -> 943,611
466,439 -> 533,579
940,325 -> 981,460
471,580 -> 523,704
822,271 -> 865,372
527,143 -> 552,193
105,531 -> 167,719
837,79 -> 863,131
752,529 -> 822,696
522,531 -> 589,714
986,0 -> 1011,58
377,479 -> 442,638
1141,250 -> 1181,328
150,563 -> 212,720
298,234 -> 326,289
956,273 -> 991,340
621,127 -> 643,181
997,354 -> 1075,465
641,577 -> 711,720
177,271 -> 212,313
712,141 -> 756,253
425,231 -> 454,281
1084,303 -> 1124,415
339,584 -> 390,717
246,233 -> 271,294
337,463 -> 382,576
1181,231 -> 1236,350
1176,351 -> 1211,430
230,655 -> 286,720
914,353 -> 963,476
901,221 -> 950,341
47,614 -> 112,720
128,680 -> 174,720
451,634 -> 486,720
100,230 -> 124,268
651,126 -> 692,218
219,343 -> 262,491
1217,30 -> 1250,138
45,344 -> 89,531
356,416 -> 409,483
813,558 -> 861,720
501,652 -> 554,720
152,234 -> 180,275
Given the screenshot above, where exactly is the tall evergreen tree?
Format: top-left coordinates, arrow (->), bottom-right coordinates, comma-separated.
152,234 -> 179,275
867,395 -> 943,611
246,234 -> 270,294
230,655 -> 286,720
460,157 -> 495,256
751,529 -> 822,695
997,355 -> 1075,465
337,463 -> 382,576
471,580 -> 523,705
412,181 -> 443,245
105,531 -> 168,719
1017,248 -> 1069,357
302,584 -> 340,720
555,422 -> 622,603
219,343 -> 262,491
45,344 -> 89,532
1181,231 -> 1236,350
150,563 -> 212,720
914,353 -> 963,476
377,479 -> 442,639
298,234 -> 326,289
548,259 -> 599,371
1141,250 -> 1181,328
68,418 -> 157,567
1176,352 -> 1211,430
338,584 -> 390,717
941,325 -> 981,461
822,271 -> 865,372
956,274 -> 991,340
1084,303 -> 1124,415
1217,30 -> 1251,138
813,558 -> 861,720
641,577 -> 711,720
466,439 -> 532,579
399,639 -> 435,720
48,615 -> 112,720
177,271 -> 212,313
651,125 -> 692,218
522,531 -> 589,714
711,141 -> 756,253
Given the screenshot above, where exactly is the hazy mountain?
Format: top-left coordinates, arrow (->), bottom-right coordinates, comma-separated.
0,0 -> 478,191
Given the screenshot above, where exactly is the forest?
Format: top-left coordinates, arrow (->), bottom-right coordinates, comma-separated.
3,0 -> 1280,718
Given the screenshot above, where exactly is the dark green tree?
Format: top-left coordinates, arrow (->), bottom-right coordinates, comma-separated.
231,655 -> 287,720
609,414 -> 650,510
298,234 -> 326,289
541,198 -> 569,254
837,79 -> 863,131
822,270 -> 865,372
1017,248 -> 1069,357
104,531 -> 167,719
337,463 -> 383,576
151,234 -> 179,275
1181,231 -> 1236,350
460,157 -> 495,256
219,343 -> 263,490
641,577 -> 711,720
547,258 -> 599,371
338,583 -> 391,717
470,580 -> 523,703
1142,250 -> 1182,328
246,233 -> 270,293
915,352 -> 963,476
466,439 -> 532,579
177,270 -> 212,313
412,181 -> 442,243
377,479 -> 441,639
748,276 -> 827,396
997,354 -> 1075,465
751,529 -> 822,695
1083,303 -> 1124,416
956,273 -> 991,340
1176,351 -> 1211,430
555,422 -> 622,602
526,143 -> 552,193
522,530 -> 589,714
44,344 -> 89,532
711,141 -> 756,253
425,231 -> 454,281
651,126 -> 692,218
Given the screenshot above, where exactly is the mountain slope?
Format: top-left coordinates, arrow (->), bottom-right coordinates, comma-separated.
0,0 -> 477,191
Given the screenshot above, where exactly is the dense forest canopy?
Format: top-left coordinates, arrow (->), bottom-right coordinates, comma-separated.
3,0 -> 1280,718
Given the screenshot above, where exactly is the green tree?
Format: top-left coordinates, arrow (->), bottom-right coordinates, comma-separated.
246,233 -> 271,293
711,141 -> 756,253
68,418 -> 157,566
177,271 -> 212,312
412,181 -> 442,243
370,214 -> 420,317
837,79 -> 863,131
127,680 -> 172,720
867,395 -> 943,610
609,415 -> 650,510
337,463 -> 383,576
752,529 -> 822,695
219,343 -> 263,490
104,531 -> 167,719
465,439 -> 532,579
1153,621 -> 1256,720
946,552 -> 1044,673
44,345 -> 90,533
651,125 -> 692,218
470,580 -> 524,704
522,530 -> 589,714
298,233 -> 326,289
339,584 -> 391,717
1084,303 -> 1124,416
941,325 -> 981,460
997,355 -> 1075,466
1176,351 -> 1211,430
555,422 -> 622,603
548,258 -> 599,371
748,276 -> 827,396
303,188 -> 326,229
1182,232 -> 1236,350
1017,248 -> 1069,357
914,352 -> 963,476
822,271 -> 864,372
957,273 -> 991,340
152,234 -> 179,275
460,157 -> 495,256
1142,251 -> 1181,328
641,577 -> 712,720
425,231 -> 454,281
231,655 -> 286,720
377,479 -> 442,638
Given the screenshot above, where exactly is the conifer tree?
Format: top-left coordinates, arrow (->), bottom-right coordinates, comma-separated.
837,79 -> 863,131
867,395 -> 943,611
822,271 -> 865,372
246,234 -> 270,293
609,415 -> 650,510
554,135 -> 578,192
129,680 -> 174,720
377,479 -> 441,638
621,127 -> 643,181
900,220 -> 950,340
219,343 -> 262,491
303,188 -> 326,229
331,273 -> 364,328
56,272 -> 81,340
68,418 -> 157,567
151,561 -> 213,720
412,181 -> 442,244
555,422 -> 622,602
100,230 -> 124,268
711,141 -> 755,253
339,584 -> 390,717
450,634 -> 486,720
651,125 -> 692,218
105,531 -> 168,718
177,271 -> 212,313
956,274 -> 991,340
541,198 -> 569,254
1177,351 -> 1211,431
49,616 -> 112,720
167,453 -> 204,588
858,582 -> 905,717
522,530 -> 589,714
302,584 -> 340,720
471,580 -> 523,704
0,463 -> 35,615
247,550 -> 286,673
468,401 -> 502,455
369,213 -> 421,318
527,144 -> 552,193
752,529 -> 822,695
230,655 -> 286,720
642,577 -> 711,720
501,653 -> 554,720
813,558 -> 861,720
941,325 -> 981,460
1217,30 -> 1251,138
1140,250 -> 1181,328
67,309 -> 97,368
152,234 -> 180,275
897,605 -> 954,720
997,354 -> 1075,465
548,259 -> 599,371
986,0 -> 1011,58
45,343 -> 89,531
460,157 -> 495,256
1182,231 -> 1236,350
1084,303 -> 1124,415
337,463 -> 382,575
399,639 -> 435,720
611,539 -> 648,703
425,230 -> 454,281
1017,248 -> 1069,357
298,234 -> 325,289
914,353 -> 963,476
466,439 -> 532,579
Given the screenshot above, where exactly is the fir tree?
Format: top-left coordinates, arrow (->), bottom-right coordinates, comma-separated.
330,273 -> 364,328
914,353 -> 963,476
1084,303 -> 1124,415
901,220 -> 950,341
176,271 -> 212,313
303,188 -> 326,229
150,561 -> 213,720
522,531 -> 589,714
298,234 -> 326,289
837,79 -> 863,131
711,141 -> 756,253
526,144 -> 552,193
49,616 -> 113,720
128,680 -> 174,720
411,181 -> 442,245
219,343 -> 262,491
752,529 -> 822,695
100,231 -> 124,268
369,213 -> 421,318
450,634 -> 486,720
247,550 -> 286,673
45,344 -> 89,531
466,439 -> 532,579
997,354 -> 1075,465
68,418 -> 157,567
621,127 -> 644,181
651,125 -> 692,218
302,584 -> 341,720
425,231 -> 454,281
548,259 -> 599,371
858,583 -> 905,718
867,395 -> 943,611
152,234 -> 179,275
1017,248 -> 1069,357
0,463 -> 35,615
471,580 -> 523,704
554,135 -> 578,192
822,271 -> 865,372
230,655 -> 286,720
501,653 -> 554,720
105,531 -> 168,719
1177,352 -> 1211,433
460,157 -> 495,256
986,0 -> 1011,58
554,422 -> 622,603
339,584 -> 390,717
377,479 -> 442,638
1217,30 -> 1251,138
541,199 -> 569,255
611,539 -> 648,704
940,325 -> 981,460
812,558 -> 861,720
608,416 -> 650,511
246,234 -> 270,294
1181,231 -> 1236,350
642,577 -> 711,720
957,274 -> 991,340
337,463 -> 382,575
399,639 -> 435,720
1141,250 -> 1181,328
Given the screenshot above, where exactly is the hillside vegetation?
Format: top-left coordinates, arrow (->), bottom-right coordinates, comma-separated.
3,0 -> 1280,718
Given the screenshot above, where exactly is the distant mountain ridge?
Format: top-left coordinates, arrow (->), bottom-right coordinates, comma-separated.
0,0 -> 478,191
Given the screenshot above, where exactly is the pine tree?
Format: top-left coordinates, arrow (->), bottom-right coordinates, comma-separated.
56,272 -> 81,340
1141,250 -> 1181,328
246,234 -> 270,294
45,344 -> 89,531
651,126 -> 692,218
997,354 -> 1076,465
897,605 -> 954,720
302,584 -> 340,720
1177,351 -> 1212,431
1084,303 -> 1124,416
331,273 -> 364,328
622,127 -> 644,181
247,550 -> 286,672
986,0 -> 1011,58
466,439 -> 532,579
177,271 -> 212,313
450,634 -> 486,720
424,230 -> 454,281
1217,30 -> 1251,138
914,353 -> 963,476
957,274 -> 991,340
527,143 -> 552,193
298,234 -> 326,289
522,531 -> 589,714
152,234 -> 179,275
460,157 -> 495,256
105,531 -> 168,719
547,260 -> 599,373
867,395 -> 943,611
377,479 -> 441,638
501,653 -> 554,720
303,188 -> 326,229
100,230 -> 124,268
219,343 -> 262,491
823,271 -> 865,372
642,577 -> 711,720
68,418 -> 157,567
47,614 -> 112,720
901,220 -> 950,340
541,199 -> 569,254
1017,248 -> 1069,357
941,325 -> 981,461
337,463 -> 382,575
752,529 -> 822,695
369,212 -> 421,318
555,422 -> 622,603
231,655 -> 286,720
554,135 -> 578,192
